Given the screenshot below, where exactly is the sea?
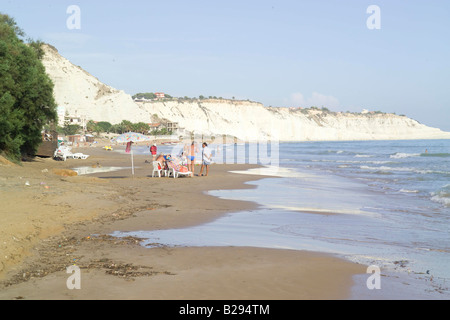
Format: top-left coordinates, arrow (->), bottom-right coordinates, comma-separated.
112,139 -> 450,299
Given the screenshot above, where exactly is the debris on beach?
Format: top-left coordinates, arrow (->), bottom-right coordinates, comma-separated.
52,169 -> 78,177
0,233 -> 173,288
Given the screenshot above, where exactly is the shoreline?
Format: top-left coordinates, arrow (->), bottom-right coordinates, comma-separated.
0,146 -> 366,300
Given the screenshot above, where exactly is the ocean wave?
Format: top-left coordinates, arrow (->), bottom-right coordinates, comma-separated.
431,194 -> 450,207
355,154 -> 373,158
400,189 -> 419,193
359,165 -> 449,176
391,152 -> 450,159
421,153 -> 450,158
430,186 -> 450,207
390,153 -> 421,159
337,160 -> 394,165
360,165 -> 414,172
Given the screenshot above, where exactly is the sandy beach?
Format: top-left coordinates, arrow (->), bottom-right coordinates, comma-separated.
0,143 -> 366,300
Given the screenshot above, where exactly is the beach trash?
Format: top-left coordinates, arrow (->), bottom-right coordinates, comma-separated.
25,181 -> 30,186
52,169 -> 78,177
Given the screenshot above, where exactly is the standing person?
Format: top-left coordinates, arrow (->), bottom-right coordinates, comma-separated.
199,142 -> 212,176
187,141 -> 198,175
150,143 -> 157,161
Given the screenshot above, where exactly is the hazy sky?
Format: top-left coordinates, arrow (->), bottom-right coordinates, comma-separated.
2,0 -> 449,130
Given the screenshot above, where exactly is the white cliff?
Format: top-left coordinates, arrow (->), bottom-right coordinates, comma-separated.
41,44 -> 148,124
138,100 -> 450,141
42,44 -> 450,142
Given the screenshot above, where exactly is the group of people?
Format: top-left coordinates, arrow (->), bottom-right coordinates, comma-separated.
150,141 -> 213,177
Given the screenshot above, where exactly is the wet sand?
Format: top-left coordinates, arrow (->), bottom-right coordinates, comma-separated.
0,144 -> 366,300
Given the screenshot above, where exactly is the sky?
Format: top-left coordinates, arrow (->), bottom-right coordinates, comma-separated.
2,0 -> 450,131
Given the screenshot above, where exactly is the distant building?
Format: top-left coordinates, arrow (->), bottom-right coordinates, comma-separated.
57,106 -> 66,124
166,122 -> 179,133
155,92 -> 165,99
64,111 -> 87,131
149,123 -> 163,131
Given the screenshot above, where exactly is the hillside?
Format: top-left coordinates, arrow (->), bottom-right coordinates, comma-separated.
41,44 -> 450,142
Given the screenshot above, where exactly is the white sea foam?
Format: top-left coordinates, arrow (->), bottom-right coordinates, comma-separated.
360,165 -> 413,172
431,190 -> 450,207
267,205 -> 377,217
390,153 -> 421,159
229,166 -> 313,178
400,189 -> 419,193
431,195 -> 450,207
337,160 -> 393,164
359,165 -> 447,175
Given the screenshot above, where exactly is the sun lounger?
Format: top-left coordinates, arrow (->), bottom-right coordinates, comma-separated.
54,146 -> 89,161
72,153 -> 90,160
166,157 -> 192,178
54,146 -> 74,161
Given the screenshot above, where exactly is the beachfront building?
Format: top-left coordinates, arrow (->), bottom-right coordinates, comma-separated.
155,92 -> 165,99
166,122 -> 179,133
64,111 -> 87,132
149,123 -> 163,131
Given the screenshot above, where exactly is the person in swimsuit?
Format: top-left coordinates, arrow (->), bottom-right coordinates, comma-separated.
187,141 -> 198,175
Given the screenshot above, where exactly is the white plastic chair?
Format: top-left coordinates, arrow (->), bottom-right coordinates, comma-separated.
73,153 -> 90,160
54,146 -> 74,161
152,161 -> 163,177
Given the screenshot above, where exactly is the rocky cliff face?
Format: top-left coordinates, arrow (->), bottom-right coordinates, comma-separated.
42,44 -> 450,141
41,45 -> 149,123
138,100 -> 450,141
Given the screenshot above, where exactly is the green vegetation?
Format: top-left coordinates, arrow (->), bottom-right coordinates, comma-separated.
133,92 -> 156,100
86,120 -> 112,135
59,124 -> 81,136
149,127 -> 170,136
0,13 -> 57,161
54,119 -> 172,137
134,92 -> 247,102
133,92 -> 173,100
108,120 -> 150,135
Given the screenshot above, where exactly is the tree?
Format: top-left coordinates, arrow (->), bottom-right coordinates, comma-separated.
61,124 -> 81,136
97,121 -> 112,132
133,122 -> 150,134
0,13 -> 57,161
121,120 -> 133,132
0,14 -> 25,38
133,92 -> 156,100
86,120 -> 96,133
110,123 -> 125,134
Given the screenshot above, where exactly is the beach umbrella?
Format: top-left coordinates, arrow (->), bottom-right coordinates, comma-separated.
112,132 -> 152,176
